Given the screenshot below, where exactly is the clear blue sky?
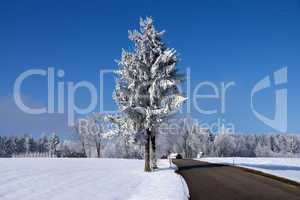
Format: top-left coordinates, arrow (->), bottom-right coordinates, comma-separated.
0,0 -> 300,137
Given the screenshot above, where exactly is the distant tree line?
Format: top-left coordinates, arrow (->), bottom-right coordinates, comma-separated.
0,133 -> 60,157
1,118 -> 300,158
157,118 -> 300,158
160,132 -> 300,158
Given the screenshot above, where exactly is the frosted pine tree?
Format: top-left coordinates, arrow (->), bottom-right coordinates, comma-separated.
113,17 -> 186,171
49,133 -> 60,157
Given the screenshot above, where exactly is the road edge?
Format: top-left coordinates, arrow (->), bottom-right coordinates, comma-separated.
193,159 -> 300,187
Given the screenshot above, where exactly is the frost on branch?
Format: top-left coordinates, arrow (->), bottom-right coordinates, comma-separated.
106,114 -> 140,143
113,17 -> 186,135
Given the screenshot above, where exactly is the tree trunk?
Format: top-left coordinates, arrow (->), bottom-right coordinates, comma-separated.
124,136 -> 130,158
151,134 -> 157,169
81,141 -> 87,157
144,130 -> 151,172
183,136 -> 188,158
96,142 -> 101,158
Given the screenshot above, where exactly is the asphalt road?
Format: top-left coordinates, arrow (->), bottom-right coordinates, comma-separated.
173,159 -> 300,200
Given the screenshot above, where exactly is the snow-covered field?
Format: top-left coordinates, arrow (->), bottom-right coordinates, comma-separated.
198,157 -> 300,183
0,158 -> 189,200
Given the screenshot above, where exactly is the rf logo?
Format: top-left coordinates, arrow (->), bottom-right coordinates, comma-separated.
251,67 -> 287,132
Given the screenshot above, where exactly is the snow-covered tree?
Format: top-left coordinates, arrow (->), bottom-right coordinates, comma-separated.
214,133 -> 236,157
288,135 -> 300,154
49,133 -> 60,156
113,17 -> 186,171
57,140 -> 86,157
255,143 -> 274,157
37,133 -> 49,153
73,119 -> 88,157
14,137 -> 26,155
106,114 -> 138,158
3,137 -> 15,156
86,113 -> 109,158
25,135 -> 36,154
177,117 -> 195,158
73,113 -> 113,158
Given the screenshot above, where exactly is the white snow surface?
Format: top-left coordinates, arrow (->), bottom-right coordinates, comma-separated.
198,157 -> 300,183
0,158 -> 189,200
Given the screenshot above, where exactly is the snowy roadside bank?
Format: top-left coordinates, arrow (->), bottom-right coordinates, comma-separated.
0,158 -> 189,200
129,160 -> 189,200
197,157 -> 300,183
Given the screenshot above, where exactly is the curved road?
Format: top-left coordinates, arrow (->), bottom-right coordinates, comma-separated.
173,159 -> 300,200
